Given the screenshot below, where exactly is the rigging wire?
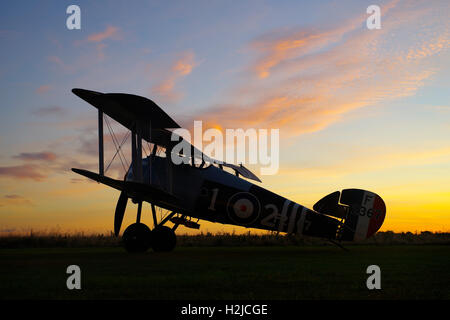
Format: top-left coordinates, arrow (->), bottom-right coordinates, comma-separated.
146,140 -> 153,157
105,130 -> 130,174
104,116 -> 126,172
142,141 -> 149,158
104,116 -> 130,174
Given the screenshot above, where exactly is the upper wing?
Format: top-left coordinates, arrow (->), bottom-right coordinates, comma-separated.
72,88 -> 180,130
72,88 -> 261,183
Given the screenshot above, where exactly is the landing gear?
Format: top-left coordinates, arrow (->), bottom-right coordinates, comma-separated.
151,226 -> 177,252
122,223 -> 152,253
121,201 -> 177,253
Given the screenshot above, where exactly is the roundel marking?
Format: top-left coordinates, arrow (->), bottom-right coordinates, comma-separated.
227,192 -> 261,225
233,198 -> 254,219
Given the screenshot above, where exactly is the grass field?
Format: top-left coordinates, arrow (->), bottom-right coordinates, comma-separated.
1,245 -> 449,300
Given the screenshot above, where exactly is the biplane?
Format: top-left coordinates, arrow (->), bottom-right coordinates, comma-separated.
71,88 -> 386,252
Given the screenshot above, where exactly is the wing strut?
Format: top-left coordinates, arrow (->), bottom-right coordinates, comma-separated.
151,204 -> 157,228
98,108 -> 104,176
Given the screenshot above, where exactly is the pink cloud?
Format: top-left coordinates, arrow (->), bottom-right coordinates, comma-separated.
32,106 -> 67,117
13,152 -> 57,162
96,43 -> 107,60
48,55 -> 74,72
35,85 -> 51,94
0,164 -> 47,181
0,194 -> 33,206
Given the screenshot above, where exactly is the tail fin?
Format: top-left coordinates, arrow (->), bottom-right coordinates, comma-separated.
314,189 -> 386,241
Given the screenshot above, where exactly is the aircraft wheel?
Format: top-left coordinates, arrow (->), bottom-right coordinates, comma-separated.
122,223 -> 152,253
151,226 -> 176,252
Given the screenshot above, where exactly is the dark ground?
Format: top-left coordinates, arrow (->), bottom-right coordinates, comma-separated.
0,245 -> 448,300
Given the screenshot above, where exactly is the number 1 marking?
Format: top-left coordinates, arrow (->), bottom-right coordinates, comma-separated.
208,188 -> 219,211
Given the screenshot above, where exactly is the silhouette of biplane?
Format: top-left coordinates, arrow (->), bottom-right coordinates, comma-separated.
71,88 -> 386,252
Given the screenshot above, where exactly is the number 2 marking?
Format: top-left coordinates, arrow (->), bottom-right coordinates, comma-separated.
261,204 -> 278,228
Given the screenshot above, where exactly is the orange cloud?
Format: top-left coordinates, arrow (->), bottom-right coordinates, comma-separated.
251,27 -> 350,79
405,34 -> 450,62
193,0 -> 447,139
172,55 -> 194,75
248,0 -> 403,79
87,26 -> 120,42
152,78 -> 176,98
151,51 -> 196,102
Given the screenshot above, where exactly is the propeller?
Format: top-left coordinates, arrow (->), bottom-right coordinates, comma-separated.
114,190 -> 128,236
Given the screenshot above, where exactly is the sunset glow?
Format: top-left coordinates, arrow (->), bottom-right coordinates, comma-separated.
0,0 -> 449,235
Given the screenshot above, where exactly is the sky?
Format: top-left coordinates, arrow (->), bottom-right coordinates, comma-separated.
0,0 -> 449,235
